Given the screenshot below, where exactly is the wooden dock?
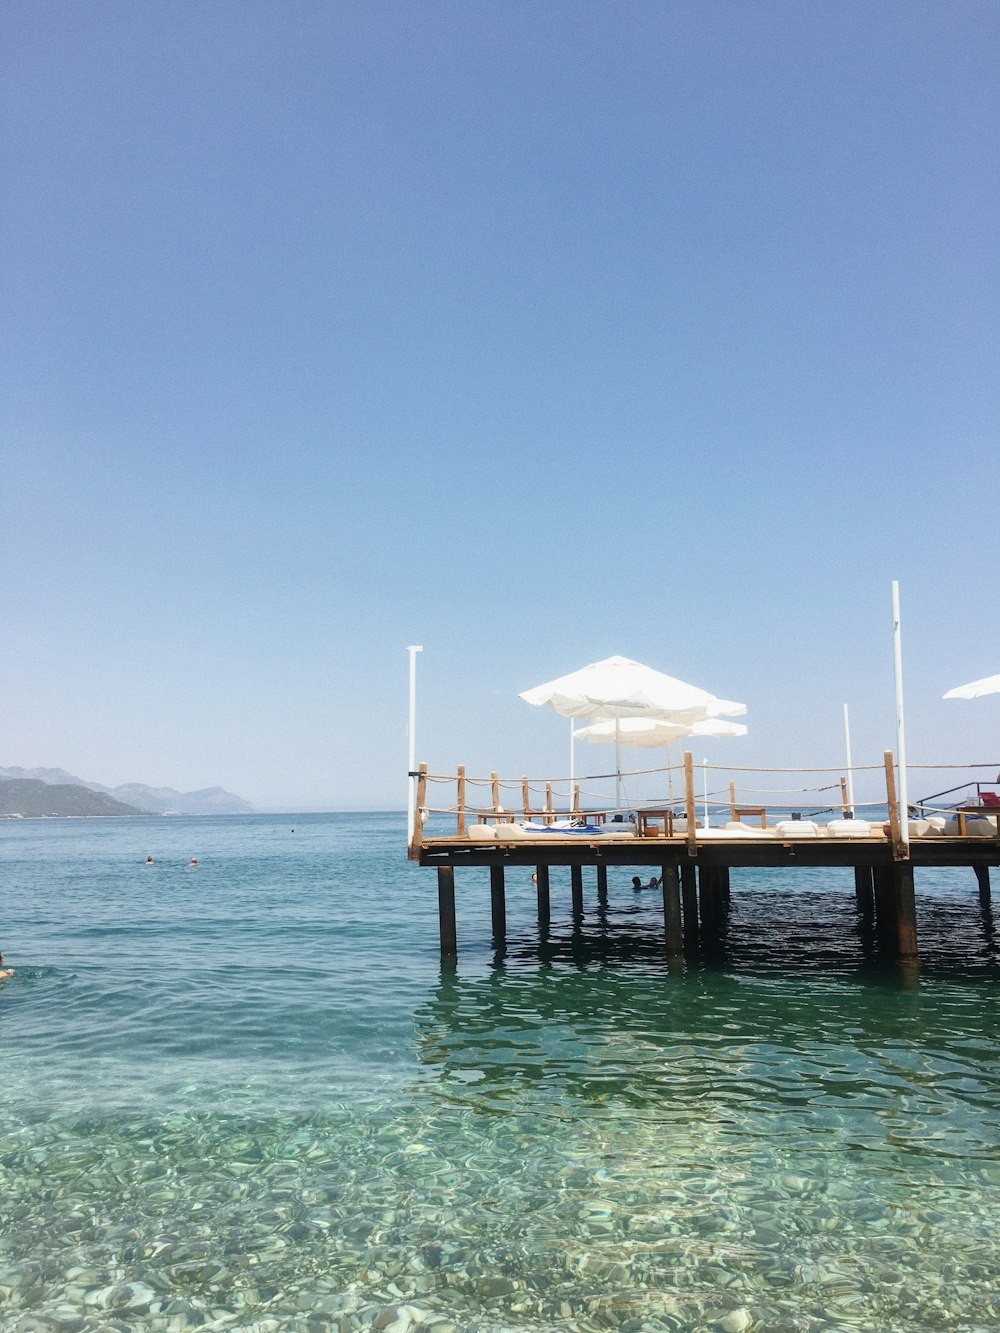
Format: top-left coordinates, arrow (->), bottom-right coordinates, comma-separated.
409,752 -> 999,963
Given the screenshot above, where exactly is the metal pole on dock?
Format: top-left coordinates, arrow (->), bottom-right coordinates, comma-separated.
843,703 -> 855,816
890,583 -> 910,847
406,645 -> 423,847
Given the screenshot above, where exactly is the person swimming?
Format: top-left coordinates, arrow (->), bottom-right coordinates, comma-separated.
145,856 -> 154,865
0,952 -> 14,980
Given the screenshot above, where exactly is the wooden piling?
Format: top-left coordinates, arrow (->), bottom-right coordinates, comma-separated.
535,864 -> 550,925
596,862 -> 608,904
974,864 -> 991,902
571,865 -> 584,915
456,765 -> 466,836
699,865 -> 717,929
437,866 -> 457,961
854,865 -> 875,912
662,866 -> 683,956
681,863 -> 698,938
490,864 -> 506,940
894,861 -> 918,958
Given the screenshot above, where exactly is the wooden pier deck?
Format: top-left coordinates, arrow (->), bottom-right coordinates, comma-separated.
409,752 -> 999,963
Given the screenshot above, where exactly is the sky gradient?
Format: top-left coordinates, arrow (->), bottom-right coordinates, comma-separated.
3,1 -> 998,810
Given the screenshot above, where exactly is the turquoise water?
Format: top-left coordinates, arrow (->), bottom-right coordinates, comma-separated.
0,813 -> 997,1332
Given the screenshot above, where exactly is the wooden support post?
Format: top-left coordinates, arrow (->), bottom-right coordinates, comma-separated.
571,865 -> 584,915
681,863 -> 698,936
596,863 -> 608,902
456,765 -> 466,836
699,865 -> 717,929
521,776 -> 531,821
873,866 -> 895,947
491,771 -> 501,822
545,783 -> 554,823
729,781 -> 737,822
409,763 -> 428,859
437,866 -> 457,961
490,864 -> 506,940
974,863 -> 991,902
572,783 -> 580,814
718,865 -> 731,906
854,865 -> 875,912
662,866 -> 683,956
894,861 -> 918,958
884,751 -> 905,859
840,777 -> 850,817
684,752 -> 698,858
535,864 -> 550,925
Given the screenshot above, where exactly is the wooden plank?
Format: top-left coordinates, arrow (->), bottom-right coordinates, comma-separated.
456,765 -> 466,837
437,866 -> 457,961
490,864 -> 506,939
662,866 -> 683,955
684,751 -> 698,858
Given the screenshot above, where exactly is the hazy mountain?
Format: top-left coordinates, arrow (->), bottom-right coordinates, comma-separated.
0,767 -> 254,815
110,785 -> 254,816
0,779 -> 145,818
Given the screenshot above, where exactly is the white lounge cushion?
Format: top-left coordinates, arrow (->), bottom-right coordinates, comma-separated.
494,823 -> 528,840
723,822 -> 776,837
467,824 -> 497,841
827,818 -> 873,837
774,820 -> 820,838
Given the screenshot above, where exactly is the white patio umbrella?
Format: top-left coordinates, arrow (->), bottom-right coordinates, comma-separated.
944,673 -> 1000,700
574,717 -> 748,805
520,655 -> 746,808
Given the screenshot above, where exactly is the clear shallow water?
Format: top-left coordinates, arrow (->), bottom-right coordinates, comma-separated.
0,814 -> 997,1333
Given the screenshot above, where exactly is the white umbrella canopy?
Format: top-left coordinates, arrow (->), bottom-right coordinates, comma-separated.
519,655 -> 746,724
944,673 -> 1000,700
573,717 -> 748,746
520,656 -> 747,809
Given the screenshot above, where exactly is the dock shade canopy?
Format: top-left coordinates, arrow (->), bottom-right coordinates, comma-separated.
519,656 -> 746,725
944,673 -> 1000,700
573,716 -> 748,746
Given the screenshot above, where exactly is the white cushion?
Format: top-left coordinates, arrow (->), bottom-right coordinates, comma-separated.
774,820 -> 819,838
467,824 -> 497,841
827,819 -> 873,837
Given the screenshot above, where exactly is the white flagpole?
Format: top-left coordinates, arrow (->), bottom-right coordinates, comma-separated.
843,703 -> 855,816
891,582 -> 909,845
406,645 -> 423,845
569,719 -> 575,810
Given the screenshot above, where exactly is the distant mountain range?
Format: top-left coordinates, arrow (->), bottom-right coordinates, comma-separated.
0,766 -> 254,816
0,779 -> 146,818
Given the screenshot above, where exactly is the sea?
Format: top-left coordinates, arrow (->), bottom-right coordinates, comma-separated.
0,812 -> 997,1333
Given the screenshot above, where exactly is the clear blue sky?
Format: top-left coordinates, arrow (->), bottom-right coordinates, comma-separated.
3,1 -> 997,810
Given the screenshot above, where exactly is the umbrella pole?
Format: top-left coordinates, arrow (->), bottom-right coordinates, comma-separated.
843,703 -> 855,817
569,720 -> 575,811
615,718 -> 622,811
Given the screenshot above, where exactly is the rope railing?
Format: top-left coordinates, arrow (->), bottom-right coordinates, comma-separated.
407,754 -> 1000,859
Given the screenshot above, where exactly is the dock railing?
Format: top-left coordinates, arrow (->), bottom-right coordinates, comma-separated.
408,754 -> 1000,860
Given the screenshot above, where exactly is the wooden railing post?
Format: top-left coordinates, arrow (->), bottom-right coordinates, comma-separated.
409,762 -> 428,858
456,765 -> 466,837
572,783 -> 580,814
884,750 -> 905,860
545,783 -> 554,824
684,752 -> 698,858
521,776 -> 531,821
728,781 -> 736,822
840,776 -> 850,817
491,771 -> 500,822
